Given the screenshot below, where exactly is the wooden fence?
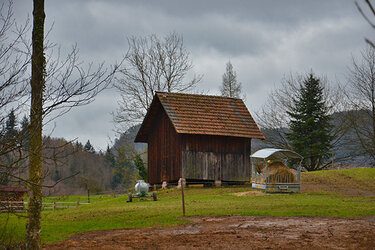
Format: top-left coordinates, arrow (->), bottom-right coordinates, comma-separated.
0,194 -> 124,213
42,200 -> 90,211
0,200 -> 90,213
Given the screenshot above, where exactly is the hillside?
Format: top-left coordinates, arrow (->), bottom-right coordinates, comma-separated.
302,167 -> 375,195
41,137 -> 113,196
1,123 -> 147,196
112,124 -> 146,154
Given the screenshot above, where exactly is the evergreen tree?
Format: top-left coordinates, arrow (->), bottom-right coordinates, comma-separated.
83,140 -> 95,154
134,154 -> 147,181
21,115 -> 29,130
111,145 -> 137,190
287,73 -> 333,171
0,172 -> 9,185
5,109 -> 17,138
75,141 -> 83,151
105,146 -> 116,169
21,115 -> 30,151
220,61 -> 243,98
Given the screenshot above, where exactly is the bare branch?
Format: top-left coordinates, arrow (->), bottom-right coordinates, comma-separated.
356,0 -> 375,47
114,32 -> 202,129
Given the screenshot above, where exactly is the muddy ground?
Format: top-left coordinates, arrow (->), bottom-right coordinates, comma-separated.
45,215 -> 375,249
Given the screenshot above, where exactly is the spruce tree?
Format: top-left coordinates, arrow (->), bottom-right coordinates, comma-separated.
134,154 -> 147,182
5,109 -> 17,138
287,73 -> 333,171
105,146 -> 116,169
21,115 -> 30,151
84,140 -> 95,154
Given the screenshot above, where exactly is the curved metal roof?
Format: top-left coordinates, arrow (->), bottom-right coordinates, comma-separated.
251,148 -> 303,160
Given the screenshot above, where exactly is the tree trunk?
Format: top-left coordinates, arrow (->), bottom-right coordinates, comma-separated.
27,0 -> 45,249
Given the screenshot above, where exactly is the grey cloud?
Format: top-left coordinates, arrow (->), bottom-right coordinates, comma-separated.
8,0 -> 373,149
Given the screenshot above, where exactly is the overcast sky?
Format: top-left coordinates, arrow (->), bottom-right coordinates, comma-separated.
10,0 -> 374,151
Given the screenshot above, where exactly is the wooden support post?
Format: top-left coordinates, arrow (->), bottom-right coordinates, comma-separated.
53,201 -> 56,212
215,180 -> 222,187
178,178 -> 186,189
180,178 -> 186,217
87,189 -> 90,203
77,198 -> 80,207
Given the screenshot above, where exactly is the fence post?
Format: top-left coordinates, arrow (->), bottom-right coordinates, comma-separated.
87,189 -> 90,203
180,178 -> 186,217
77,197 -> 80,207
53,201 -> 56,212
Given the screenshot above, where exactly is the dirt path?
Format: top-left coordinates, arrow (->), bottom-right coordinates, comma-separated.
45,215 -> 375,249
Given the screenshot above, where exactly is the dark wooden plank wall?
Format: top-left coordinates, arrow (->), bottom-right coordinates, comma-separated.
148,108 -> 182,184
181,134 -> 251,182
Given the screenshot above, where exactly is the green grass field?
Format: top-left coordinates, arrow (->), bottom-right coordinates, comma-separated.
1,168 -> 375,246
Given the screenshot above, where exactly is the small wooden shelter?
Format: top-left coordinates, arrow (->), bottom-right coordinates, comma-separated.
251,148 -> 303,192
0,185 -> 27,212
135,92 -> 265,185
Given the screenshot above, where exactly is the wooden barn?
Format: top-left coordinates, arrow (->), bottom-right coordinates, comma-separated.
134,92 -> 265,185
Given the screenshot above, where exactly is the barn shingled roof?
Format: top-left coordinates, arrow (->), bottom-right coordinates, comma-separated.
0,185 -> 27,192
134,92 -> 265,142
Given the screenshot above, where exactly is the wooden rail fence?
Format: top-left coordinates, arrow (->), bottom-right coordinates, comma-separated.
42,200 -> 90,211
0,200 -> 90,213
0,194 -> 124,213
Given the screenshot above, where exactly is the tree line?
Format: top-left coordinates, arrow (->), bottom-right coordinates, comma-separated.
0,109 -> 146,195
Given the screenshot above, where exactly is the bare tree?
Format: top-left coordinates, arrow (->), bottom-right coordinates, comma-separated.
356,0 -> 375,47
0,1 -> 120,246
23,0 -> 120,247
27,1 -> 45,247
0,0 -> 30,203
0,0 -> 29,121
255,74 -> 300,149
346,45 -> 375,163
114,32 -> 201,127
0,0 -> 29,144
220,61 -> 243,99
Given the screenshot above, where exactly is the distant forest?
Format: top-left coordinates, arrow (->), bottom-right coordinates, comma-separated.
0,111 -> 146,196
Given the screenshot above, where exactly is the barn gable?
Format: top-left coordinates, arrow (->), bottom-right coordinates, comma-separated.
135,92 -> 264,142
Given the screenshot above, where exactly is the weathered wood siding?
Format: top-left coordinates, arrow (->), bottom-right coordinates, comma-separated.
181,134 -> 251,182
147,105 -> 251,184
147,108 -> 182,184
